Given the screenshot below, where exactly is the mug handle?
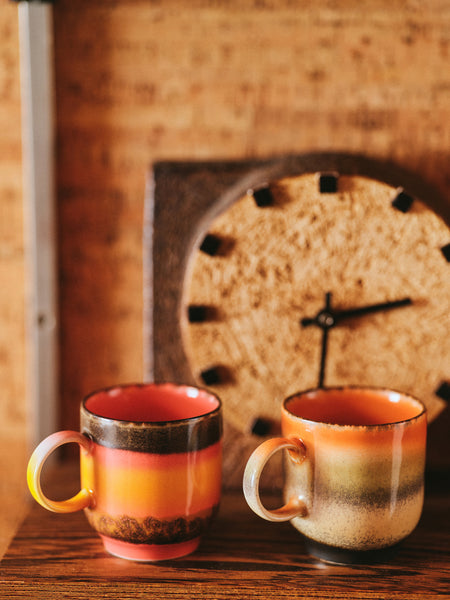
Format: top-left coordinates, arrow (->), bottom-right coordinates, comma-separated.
243,437 -> 307,522
27,431 -> 94,513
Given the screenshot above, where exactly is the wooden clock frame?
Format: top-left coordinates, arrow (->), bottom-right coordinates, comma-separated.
144,153 -> 450,488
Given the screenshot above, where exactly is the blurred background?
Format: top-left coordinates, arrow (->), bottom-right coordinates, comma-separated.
0,0 -> 448,556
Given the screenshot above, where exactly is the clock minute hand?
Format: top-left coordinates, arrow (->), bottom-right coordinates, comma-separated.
332,297 -> 412,324
301,297 -> 413,329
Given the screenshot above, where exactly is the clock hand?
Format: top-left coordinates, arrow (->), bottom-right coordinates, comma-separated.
301,297 -> 412,329
318,292 -> 332,388
301,294 -> 413,389
332,297 -> 412,323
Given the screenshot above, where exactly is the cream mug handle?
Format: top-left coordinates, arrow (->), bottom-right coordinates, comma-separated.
243,437 -> 307,522
27,431 -> 94,513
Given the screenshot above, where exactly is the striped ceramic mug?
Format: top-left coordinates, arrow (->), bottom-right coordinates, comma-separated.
243,386 -> 427,564
27,382 -> 222,561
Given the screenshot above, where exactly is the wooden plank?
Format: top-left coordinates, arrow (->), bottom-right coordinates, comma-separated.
1,462 -> 449,599
0,2 -> 28,559
0,5 -> 26,439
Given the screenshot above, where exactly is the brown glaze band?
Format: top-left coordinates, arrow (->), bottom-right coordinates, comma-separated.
85,505 -> 219,545
313,477 -> 424,508
80,400 -> 222,454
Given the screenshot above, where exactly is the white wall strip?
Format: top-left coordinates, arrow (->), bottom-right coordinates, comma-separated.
18,2 -> 58,447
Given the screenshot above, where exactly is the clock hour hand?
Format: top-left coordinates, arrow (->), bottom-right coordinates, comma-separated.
317,292 -> 332,389
301,297 -> 412,329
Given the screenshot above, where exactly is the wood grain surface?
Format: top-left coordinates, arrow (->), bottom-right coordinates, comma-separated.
0,4 -> 26,439
0,2 -> 28,559
1,462 -> 449,599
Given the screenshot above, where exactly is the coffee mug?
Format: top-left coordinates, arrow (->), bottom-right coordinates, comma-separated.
243,386 -> 427,564
27,382 -> 222,561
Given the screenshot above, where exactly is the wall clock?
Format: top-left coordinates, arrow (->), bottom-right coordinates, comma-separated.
145,154 -> 450,488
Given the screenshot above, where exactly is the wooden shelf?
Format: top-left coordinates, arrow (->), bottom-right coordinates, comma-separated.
1,462 -> 449,599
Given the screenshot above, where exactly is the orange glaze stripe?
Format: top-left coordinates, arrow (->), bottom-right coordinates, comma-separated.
281,413 -> 427,451
81,441 -> 222,519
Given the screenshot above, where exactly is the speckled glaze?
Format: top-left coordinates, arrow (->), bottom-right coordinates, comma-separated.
243,387 -> 426,564
28,383 -> 222,561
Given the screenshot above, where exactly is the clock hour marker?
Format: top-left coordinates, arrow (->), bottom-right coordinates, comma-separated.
252,186 -> 273,207
187,304 -> 217,322
441,243 -> 450,262
200,234 -> 222,256
435,381 -> 450,401
318,173 -> 338,194
250,417 -> 273,437
392,190 -> 414,213
200,366 -> 222,386
188,305 -> 209,323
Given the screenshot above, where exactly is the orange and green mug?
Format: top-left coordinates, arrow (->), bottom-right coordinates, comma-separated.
243,386 -> 427,564
27,382 -> 222,561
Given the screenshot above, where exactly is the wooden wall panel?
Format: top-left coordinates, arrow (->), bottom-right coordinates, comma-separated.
0,3 -> 25,440
0,0 -> 27,558
52,1 -> 450,454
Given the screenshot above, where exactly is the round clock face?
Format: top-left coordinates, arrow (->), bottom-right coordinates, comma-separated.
181,173 -> 450,435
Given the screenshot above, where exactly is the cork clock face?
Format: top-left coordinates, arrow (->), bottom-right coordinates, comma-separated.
180,171 -> 450,436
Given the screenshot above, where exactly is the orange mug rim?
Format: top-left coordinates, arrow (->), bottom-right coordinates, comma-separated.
81,381 -> 222,426
282,385 -> 427,430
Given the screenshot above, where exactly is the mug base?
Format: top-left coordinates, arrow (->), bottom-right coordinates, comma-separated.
304,537 -> 403,565
100,535 -> 201,562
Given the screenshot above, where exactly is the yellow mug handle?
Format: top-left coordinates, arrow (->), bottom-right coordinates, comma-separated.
243,436 -> 308,522
27,431 -> 94,513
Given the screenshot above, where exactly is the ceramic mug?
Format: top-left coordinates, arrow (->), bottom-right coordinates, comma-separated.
27,382 -> 222,561
243,386 -> 427,564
